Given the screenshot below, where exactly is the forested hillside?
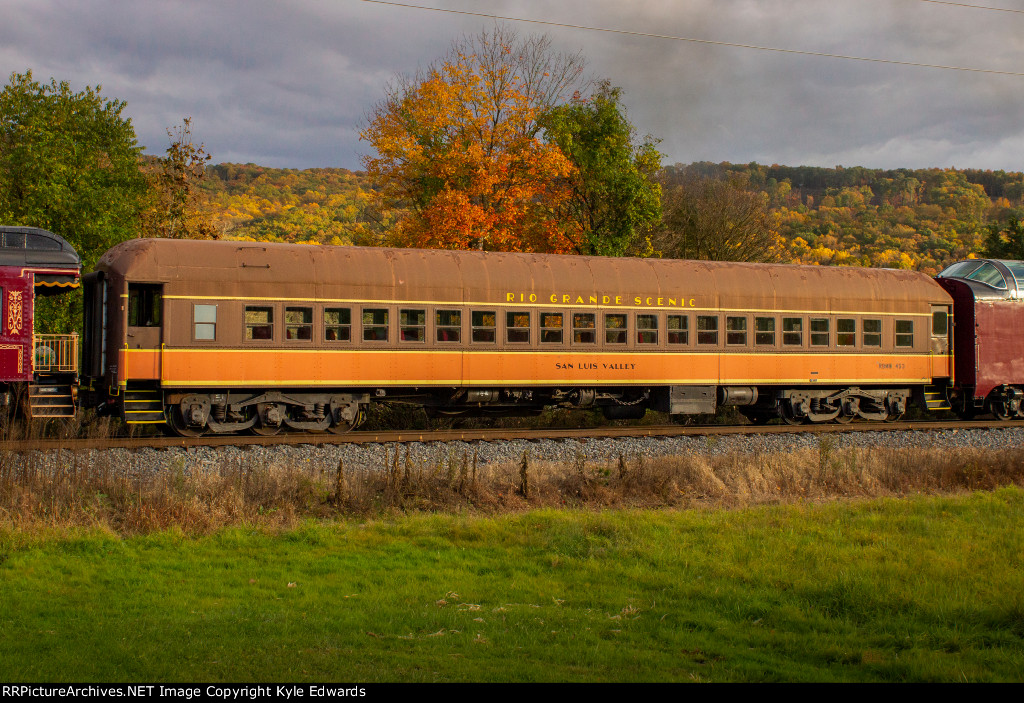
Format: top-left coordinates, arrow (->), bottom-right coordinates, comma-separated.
203,161 -> 1024,274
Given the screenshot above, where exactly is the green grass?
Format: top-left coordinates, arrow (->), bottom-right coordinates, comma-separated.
1,489 -> 1022,682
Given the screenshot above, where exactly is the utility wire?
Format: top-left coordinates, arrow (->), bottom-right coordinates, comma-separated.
919,0 -> 1024,15
358,0 -> 1024,77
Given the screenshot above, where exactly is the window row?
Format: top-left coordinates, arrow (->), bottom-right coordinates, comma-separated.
192,303 -> 919,349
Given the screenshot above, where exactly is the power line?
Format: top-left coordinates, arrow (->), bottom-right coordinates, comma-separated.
919,0 -> 1024,15
358,0 -> 1024,77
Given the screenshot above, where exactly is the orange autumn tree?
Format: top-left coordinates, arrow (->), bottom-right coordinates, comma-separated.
360,28 -> 589,253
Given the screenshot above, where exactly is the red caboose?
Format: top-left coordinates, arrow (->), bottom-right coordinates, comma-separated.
0,226 -> 81,418
936,259 -> 1024,419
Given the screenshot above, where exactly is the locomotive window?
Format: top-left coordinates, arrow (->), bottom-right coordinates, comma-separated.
540,313 -> 563,344
726,317 -> 747,346
837,318 -> 856,347
932,311 -> 948,336
605,314 -> 627,344
782,317 -> 802,346
667,315 -> 688,345
245,306 -> 274,341
697,316 -> 718,345
810,318 -> 829,347
436,310 -> 461,342
362,308 -> 389,342
896,320 -> 914,348
128,284 -> 162,328
285,307 -> 313,341
755,317 -> 775,346
863,319 -> 882,347
194,304 -> 217,341
506,311 -> 531,344
324,308 -> 351,341
573,313 -> 596,344
400,309 -> 426,342
637,314 -> 658,344
472,311 -> 496,343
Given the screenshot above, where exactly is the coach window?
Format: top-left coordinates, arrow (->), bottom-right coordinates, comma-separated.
193,304 -> 217,341
782,317 -> 803,346
837,318 -> 856,347
932,311 -> 948,337
810,318 -> 829,347
755,317 -> 775,346
245,306 -> 274,341
436,310 -> 461,342
637,314 -> 658,344
472,311 -> 496,343
128,284 -> 162,327
540,313 -> 563,343
605,314 -> 627,344
362,308 -> 389,342
400,309 -> 426,342
285,307 -> 313,341
895,320 -> 914,348
573,313 -> 596,344
863,319 -> 882,348
507,311 -> 531,344
667,315 -> 688,345
697,316 -> 718,345
726,316 -> 747,346
325,308 -> 351,341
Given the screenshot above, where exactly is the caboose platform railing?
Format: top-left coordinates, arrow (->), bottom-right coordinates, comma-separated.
33,333 -> 79,374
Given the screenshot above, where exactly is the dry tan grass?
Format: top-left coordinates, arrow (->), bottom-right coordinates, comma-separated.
1,441 -> 1023,535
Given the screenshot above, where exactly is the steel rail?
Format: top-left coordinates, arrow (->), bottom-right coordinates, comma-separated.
0,419 -> 1015,454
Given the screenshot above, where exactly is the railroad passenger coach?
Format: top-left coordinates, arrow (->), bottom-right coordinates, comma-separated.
82,239 -> 954,435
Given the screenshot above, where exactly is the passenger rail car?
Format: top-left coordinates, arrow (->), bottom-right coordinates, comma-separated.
82,239 -> 956,436
0,226 -> 81,418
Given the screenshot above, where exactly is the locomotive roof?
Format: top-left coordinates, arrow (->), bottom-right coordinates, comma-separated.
97,238 -> 949,314
0,226 -> 81,291
937,258 -> 1024,300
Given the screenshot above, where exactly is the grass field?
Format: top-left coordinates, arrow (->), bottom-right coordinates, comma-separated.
2,487 -> 1022,682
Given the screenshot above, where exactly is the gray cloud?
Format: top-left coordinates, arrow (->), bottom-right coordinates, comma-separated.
2,0 -> 1022,170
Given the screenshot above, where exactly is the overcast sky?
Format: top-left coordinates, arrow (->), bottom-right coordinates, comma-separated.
3,0 -> 1023,172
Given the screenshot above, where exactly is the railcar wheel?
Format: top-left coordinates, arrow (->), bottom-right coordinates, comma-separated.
328,407 -> 366,434
883,410 -> 904,423
989,400 -> 1014,422
780,403 -> 806,426
834,412 -> 855,424
250,422 -> 282,436
167,406 -> 206,438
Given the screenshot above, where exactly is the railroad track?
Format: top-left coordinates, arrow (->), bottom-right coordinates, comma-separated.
0,419 -> 1015,453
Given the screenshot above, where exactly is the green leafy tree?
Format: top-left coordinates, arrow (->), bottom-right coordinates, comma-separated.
540,81 -> 662,256
983,213 -> 1024,260
0,70 -> 149,332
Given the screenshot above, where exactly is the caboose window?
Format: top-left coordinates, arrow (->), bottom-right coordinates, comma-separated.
506,311 -> 531,343
667,315 -> 688,345
472,311 -> 496,343
400,309 -> 426,342
837,318 -> 856,347
697,316 -> 718,345
325,308 -> 351,341
810,318 -> 829,347
726,317 -> 747,346
896,320 -> 914,348
285,307 -> 313,341
637,314 -> 658,344
362,309 -> 389,342
863,319 -> 882,347
128,284 -> 162,327
605,314 -> 627,344
755,317 -> 775,346
436,310 -> 461,342
193,304 -> 217,341
573,313 -> 596,344
540,313 -> 563,343
245,306 -> 274,340
782,317 -> 802,346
